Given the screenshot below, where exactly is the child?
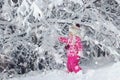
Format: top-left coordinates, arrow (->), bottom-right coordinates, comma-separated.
59,23 -> 83,73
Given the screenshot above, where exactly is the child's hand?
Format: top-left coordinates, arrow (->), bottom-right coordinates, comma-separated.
58,37 -> 68,43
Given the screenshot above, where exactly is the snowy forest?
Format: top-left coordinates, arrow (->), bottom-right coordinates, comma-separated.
0,0 -> 120,80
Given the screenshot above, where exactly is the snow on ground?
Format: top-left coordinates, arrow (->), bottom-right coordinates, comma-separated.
8,62 -> 120,80
90,62 -> 120,80
8,70 -> 83,80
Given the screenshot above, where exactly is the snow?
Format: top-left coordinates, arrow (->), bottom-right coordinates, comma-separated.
91,62 -> 120,80
8,62 -> 120,80
49,0 -> 63,6
30,2 -> 43,18
115,0 -> 120,4
69,0 -> 84,5
8,70 -> 83,80
1,0 -> 120,79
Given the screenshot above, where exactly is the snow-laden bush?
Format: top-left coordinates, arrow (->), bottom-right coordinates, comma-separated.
0,0 -> 120,79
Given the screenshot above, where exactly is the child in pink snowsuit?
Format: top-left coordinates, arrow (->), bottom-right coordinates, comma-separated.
59,24 -> 83,73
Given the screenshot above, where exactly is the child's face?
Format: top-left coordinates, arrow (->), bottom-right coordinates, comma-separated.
69,31 -> 77,36
69,25 -> 80,36
69,32 -> 73,36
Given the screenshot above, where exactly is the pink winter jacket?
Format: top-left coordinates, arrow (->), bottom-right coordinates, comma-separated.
59,35 -> 83,56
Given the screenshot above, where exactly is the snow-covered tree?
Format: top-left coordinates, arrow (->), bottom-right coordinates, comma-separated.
0,0 -> 120,79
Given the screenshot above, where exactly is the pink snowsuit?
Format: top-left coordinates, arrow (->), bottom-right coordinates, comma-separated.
59,35 -> 83,73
